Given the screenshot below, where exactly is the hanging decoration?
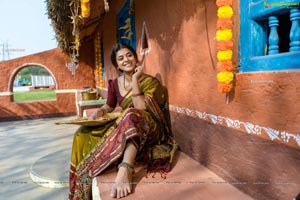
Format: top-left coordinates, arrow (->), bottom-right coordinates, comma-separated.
66,56 -> 79,75
94,32 -> 104,89
117,0 -> 136,50
81,0 -> 90,18
66,0 -> 81,75
216,0 -> 235,93
104,0 -> 110,13
71,0 -> 81,56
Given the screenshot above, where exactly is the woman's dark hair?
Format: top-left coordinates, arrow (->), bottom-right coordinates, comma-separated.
110,43 -> 138,69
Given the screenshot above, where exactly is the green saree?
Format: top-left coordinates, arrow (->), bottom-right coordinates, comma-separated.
69,75 -> 177,200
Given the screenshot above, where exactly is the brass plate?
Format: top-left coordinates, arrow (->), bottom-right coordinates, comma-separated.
55,112 -> 121,126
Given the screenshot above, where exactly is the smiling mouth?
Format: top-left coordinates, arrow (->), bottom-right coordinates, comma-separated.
124,62 -> 132,67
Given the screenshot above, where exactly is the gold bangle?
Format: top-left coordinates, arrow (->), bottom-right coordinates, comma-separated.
97,108 -> 105,115
132,93 -> 143,97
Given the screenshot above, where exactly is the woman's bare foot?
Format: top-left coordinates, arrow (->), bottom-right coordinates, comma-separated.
110,165 -> 134,198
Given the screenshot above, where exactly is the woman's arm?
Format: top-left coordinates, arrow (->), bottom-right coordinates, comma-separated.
131,66 -> 146,110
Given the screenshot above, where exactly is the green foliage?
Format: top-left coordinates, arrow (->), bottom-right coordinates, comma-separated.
17,66 -> 51,84
13,89 -> 56,102
19,66 -> 50,76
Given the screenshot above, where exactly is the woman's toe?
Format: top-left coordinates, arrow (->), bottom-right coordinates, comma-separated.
110,186 -> 117,198
117,188 -> 123,198
126,186 -> 131,194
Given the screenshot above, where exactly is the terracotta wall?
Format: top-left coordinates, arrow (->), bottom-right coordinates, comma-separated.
100,0 -> 300,199
0,41 -> 95,121
1,0 -> 297,198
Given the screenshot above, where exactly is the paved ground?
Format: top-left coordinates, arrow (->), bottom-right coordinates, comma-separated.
0,116 -> 254,200
0,116 -> 78,200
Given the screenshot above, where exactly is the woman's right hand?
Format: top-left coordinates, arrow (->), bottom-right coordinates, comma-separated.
89,108 -> 105,120
132,65 -> 144,81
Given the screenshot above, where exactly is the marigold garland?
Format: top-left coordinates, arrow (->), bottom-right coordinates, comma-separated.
94,32 -> 104,90
81,0 -> 90,18
217,6 -> 233,18
216,0 -> 235,94
218,82 -> 233,93
217,61 -> 235,72
217,18 -> 233,29
216,0 -> 233,7
216,29 -> 232,41
217,71 -> 234,83
217,50 -> 233,61
217,40 -> 233,51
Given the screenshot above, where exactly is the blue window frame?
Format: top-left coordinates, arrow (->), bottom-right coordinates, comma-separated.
239,0 -> 300,72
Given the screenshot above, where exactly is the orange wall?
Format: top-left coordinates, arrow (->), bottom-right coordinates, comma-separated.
100,1 -> 300,199
1,0 -> 297,198
101,0 -> 300,149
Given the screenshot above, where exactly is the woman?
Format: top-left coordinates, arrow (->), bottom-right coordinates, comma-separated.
69,43 -> 177,199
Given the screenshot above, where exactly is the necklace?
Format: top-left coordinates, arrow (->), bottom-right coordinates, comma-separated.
123,75 -> 131,91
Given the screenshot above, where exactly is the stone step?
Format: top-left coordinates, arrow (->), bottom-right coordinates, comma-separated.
92,151 -> 254,200
29,149 -> 70,189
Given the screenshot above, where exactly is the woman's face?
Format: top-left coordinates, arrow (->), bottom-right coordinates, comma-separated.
116,48 -> 137,73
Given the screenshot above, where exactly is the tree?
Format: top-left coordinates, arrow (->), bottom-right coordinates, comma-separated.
17,66 -> 51,86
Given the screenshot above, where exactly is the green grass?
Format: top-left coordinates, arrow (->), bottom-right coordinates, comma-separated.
13,89 -> 56,102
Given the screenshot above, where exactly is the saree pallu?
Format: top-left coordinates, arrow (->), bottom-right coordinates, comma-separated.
69,76 -> 178,200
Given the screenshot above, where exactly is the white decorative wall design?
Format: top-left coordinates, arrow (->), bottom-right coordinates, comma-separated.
169,105 -> 300,148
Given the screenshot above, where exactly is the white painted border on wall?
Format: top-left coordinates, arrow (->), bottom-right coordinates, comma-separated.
169,105 -> 300,148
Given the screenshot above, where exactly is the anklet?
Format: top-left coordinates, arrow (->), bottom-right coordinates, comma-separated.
118,162 -> 134,173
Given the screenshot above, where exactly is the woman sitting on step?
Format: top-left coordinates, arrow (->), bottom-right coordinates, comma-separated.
69,43 -> 178,199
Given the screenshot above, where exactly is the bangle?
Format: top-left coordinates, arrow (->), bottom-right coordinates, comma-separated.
132,93 -> 143,97
97,108 -> 106,116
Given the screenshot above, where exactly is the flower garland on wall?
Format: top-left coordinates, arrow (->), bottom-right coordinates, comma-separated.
80,0 -> 90,18
216,0 -> 235,93
94,32 -> 104,90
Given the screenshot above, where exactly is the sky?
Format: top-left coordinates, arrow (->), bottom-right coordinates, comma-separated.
0,0 -> 57,60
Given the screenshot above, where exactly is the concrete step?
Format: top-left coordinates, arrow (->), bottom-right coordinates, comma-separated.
92,151 -> 254,200
29,149 -> 70,189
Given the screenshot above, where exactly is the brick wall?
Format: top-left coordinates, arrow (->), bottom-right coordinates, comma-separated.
0,41 -> 96,121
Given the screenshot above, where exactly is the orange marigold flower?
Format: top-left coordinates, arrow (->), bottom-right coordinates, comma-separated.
217,18 -> 233,30
218,82 -> 233,93
216,0 -> 233,7
217,61 -> 236,72
217,40 -> 234,51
